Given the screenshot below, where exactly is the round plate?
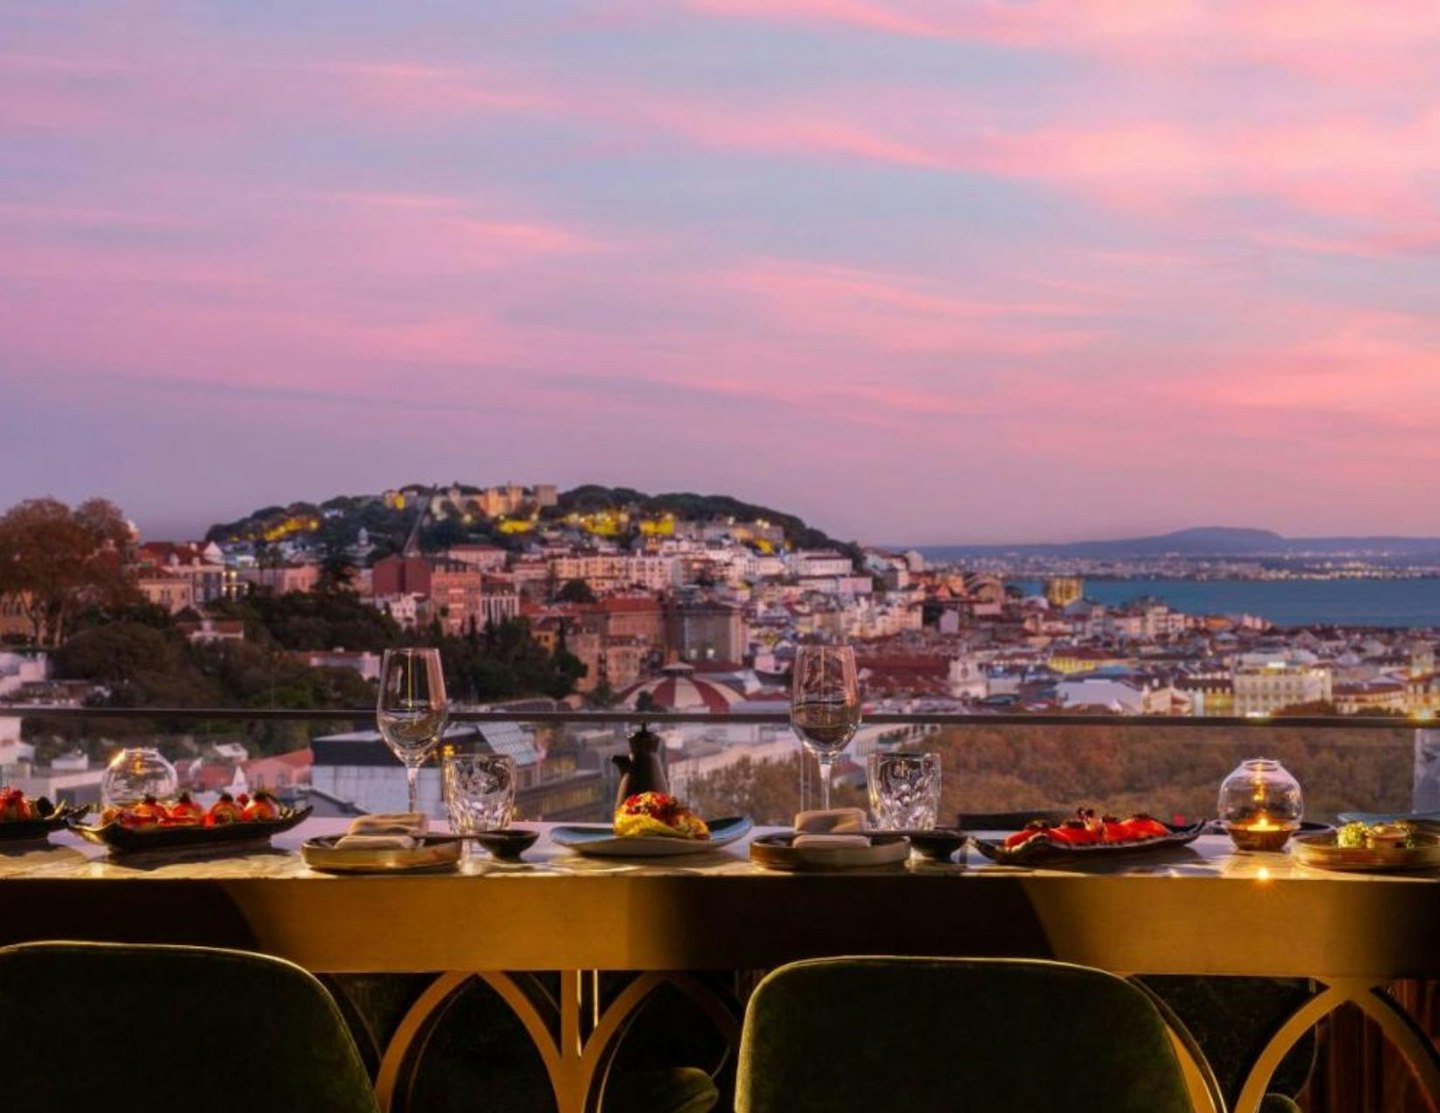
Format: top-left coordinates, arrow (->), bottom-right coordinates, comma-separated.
1291,832 -> 1440,873
749,832 -> 911,871
301,835 -> 462,874
551,816 -> 752,858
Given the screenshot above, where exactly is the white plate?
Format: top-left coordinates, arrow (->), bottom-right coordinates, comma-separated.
749,832 -> 911,871
551,816 -> 752,857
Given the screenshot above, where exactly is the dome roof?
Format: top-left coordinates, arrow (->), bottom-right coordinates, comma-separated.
617,665 -> 743,714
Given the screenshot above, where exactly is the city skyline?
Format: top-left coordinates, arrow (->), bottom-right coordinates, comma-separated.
6,3 -> 1440,544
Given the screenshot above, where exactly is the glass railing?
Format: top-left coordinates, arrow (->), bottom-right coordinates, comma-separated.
5,706 -> 1428,828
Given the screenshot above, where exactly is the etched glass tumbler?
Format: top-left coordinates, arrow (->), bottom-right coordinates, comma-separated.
867,752 -> 942,830
442,753 -> 516,835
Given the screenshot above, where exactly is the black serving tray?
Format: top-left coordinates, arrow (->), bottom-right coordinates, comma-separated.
72,806 -> 311,854
0,800 -> 91,843
972,821 -> 1205,865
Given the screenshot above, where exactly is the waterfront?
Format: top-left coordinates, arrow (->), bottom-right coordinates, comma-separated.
1012,578 -> 1440,629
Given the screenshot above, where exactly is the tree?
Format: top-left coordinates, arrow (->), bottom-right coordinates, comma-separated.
556,578 -> 597,604
0,497 -> 136,646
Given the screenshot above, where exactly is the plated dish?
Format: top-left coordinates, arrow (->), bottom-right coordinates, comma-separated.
551,815 -> 752,857
972,821 -> 1205,866
0,799 -> 89,843
300,834 -> 462,874
749,832 -> 911,871
1291,830 -> 1440,873
73,805 -> 311,854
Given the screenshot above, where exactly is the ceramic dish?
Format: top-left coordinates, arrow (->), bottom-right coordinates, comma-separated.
0,801 -> 90,843
874,827 -> 968,862
971,821 -> 1205,866
72,805 -> 312,854
301,835 -> 463,874
748,832 -> 911,871
1290,831 -> 1440,873
466,826 -> 540,861
551,816 -> 752,857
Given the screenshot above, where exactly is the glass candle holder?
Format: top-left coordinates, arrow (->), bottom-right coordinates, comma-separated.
101,747 -> 178,808
1218,758 -> 1303,851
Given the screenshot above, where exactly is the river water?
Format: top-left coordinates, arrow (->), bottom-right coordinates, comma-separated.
1009,578 -> 1440,629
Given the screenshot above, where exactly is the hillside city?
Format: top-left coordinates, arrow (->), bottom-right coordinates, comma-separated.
2,483 -> 1437,823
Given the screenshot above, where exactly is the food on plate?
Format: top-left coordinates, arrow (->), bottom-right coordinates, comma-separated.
204,793 -> 245,826
614,792 -> 711,840
0,787 -> 43,823
1001,807 -> 1172,851
1335,820 -> 1416,850
164,793 -> 205,825
97,791 -> 285,830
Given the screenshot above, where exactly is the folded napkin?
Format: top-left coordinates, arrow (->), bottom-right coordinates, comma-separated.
794,807 -> 868,835
333,833 -> 418,850
335,812 -> 428,849
793,833 -> 872,849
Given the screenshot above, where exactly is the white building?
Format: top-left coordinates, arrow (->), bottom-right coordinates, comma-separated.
1233,653 -> 1332,716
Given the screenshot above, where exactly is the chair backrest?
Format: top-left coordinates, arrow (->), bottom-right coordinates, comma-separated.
0,941 -> 381,1113
737,957 -> 1194,1113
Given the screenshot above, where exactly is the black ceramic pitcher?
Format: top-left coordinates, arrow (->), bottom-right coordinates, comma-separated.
613,724 -> 669,808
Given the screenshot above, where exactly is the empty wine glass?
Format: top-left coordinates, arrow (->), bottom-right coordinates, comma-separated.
790,642 -> 860,811
377,647 -> 449,814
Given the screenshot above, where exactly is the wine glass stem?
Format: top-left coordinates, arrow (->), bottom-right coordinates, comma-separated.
818,755 -> 833,810
407,764 -> 420,814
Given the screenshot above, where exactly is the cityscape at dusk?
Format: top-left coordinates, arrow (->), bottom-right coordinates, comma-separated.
7,3 -> 1440,543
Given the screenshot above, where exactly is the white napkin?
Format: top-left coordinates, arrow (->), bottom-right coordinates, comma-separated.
793,833 -> 872,849
335,812 -> 428,849
794,807 -> 868,834
793,807 -> 871,848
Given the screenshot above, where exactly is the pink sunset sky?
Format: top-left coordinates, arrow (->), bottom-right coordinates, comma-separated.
5,2 -> 1440,545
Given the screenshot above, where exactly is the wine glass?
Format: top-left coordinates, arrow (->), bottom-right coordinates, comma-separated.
790,642 -> 861,810
377,647 -> 450,814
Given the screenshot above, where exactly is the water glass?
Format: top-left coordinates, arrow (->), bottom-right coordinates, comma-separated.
443,753 -> 516,836
867,752 -> 942,830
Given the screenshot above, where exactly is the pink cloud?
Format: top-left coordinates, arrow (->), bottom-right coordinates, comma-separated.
724,259 -> 1105,358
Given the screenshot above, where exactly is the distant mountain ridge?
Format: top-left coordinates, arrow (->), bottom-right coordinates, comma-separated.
918,526 -> 1440,560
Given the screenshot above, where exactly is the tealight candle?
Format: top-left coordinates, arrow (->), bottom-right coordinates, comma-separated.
1218,758 -> 1304,852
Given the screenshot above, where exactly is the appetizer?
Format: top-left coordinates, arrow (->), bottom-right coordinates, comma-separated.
614,792 -> 711,840
1002,807 -> 1172,850
100,791 -> 284,829
0,786 -> 46,823
1335,820 -> 1416,850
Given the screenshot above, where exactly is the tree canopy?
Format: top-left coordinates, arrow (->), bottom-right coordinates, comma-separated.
0,497 -> 136,646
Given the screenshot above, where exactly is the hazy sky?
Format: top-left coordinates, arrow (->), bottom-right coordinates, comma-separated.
6,2 -> 1440,545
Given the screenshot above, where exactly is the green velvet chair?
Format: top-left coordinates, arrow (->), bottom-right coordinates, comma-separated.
737,957 -> 1193,1113
0,941 -> 381,1113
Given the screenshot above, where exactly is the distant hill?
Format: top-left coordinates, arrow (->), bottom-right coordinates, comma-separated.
205,485 -> 854,558
919,526 -> 1440,561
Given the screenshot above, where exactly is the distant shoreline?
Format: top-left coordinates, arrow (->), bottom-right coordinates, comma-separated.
1007,578 -> 1440,630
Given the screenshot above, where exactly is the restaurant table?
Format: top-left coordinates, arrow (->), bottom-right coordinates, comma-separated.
5,820 -> 1440,1113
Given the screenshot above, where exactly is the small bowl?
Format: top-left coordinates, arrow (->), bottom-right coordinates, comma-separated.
471,827 -> 540,862
884,828 -> 968,862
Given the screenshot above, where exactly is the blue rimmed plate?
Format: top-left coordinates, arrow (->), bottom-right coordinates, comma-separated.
551,816 -> 752,857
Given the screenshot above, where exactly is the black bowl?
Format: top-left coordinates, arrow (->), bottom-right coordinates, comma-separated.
472,826 -> 540,861
886,828 -> 968,862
